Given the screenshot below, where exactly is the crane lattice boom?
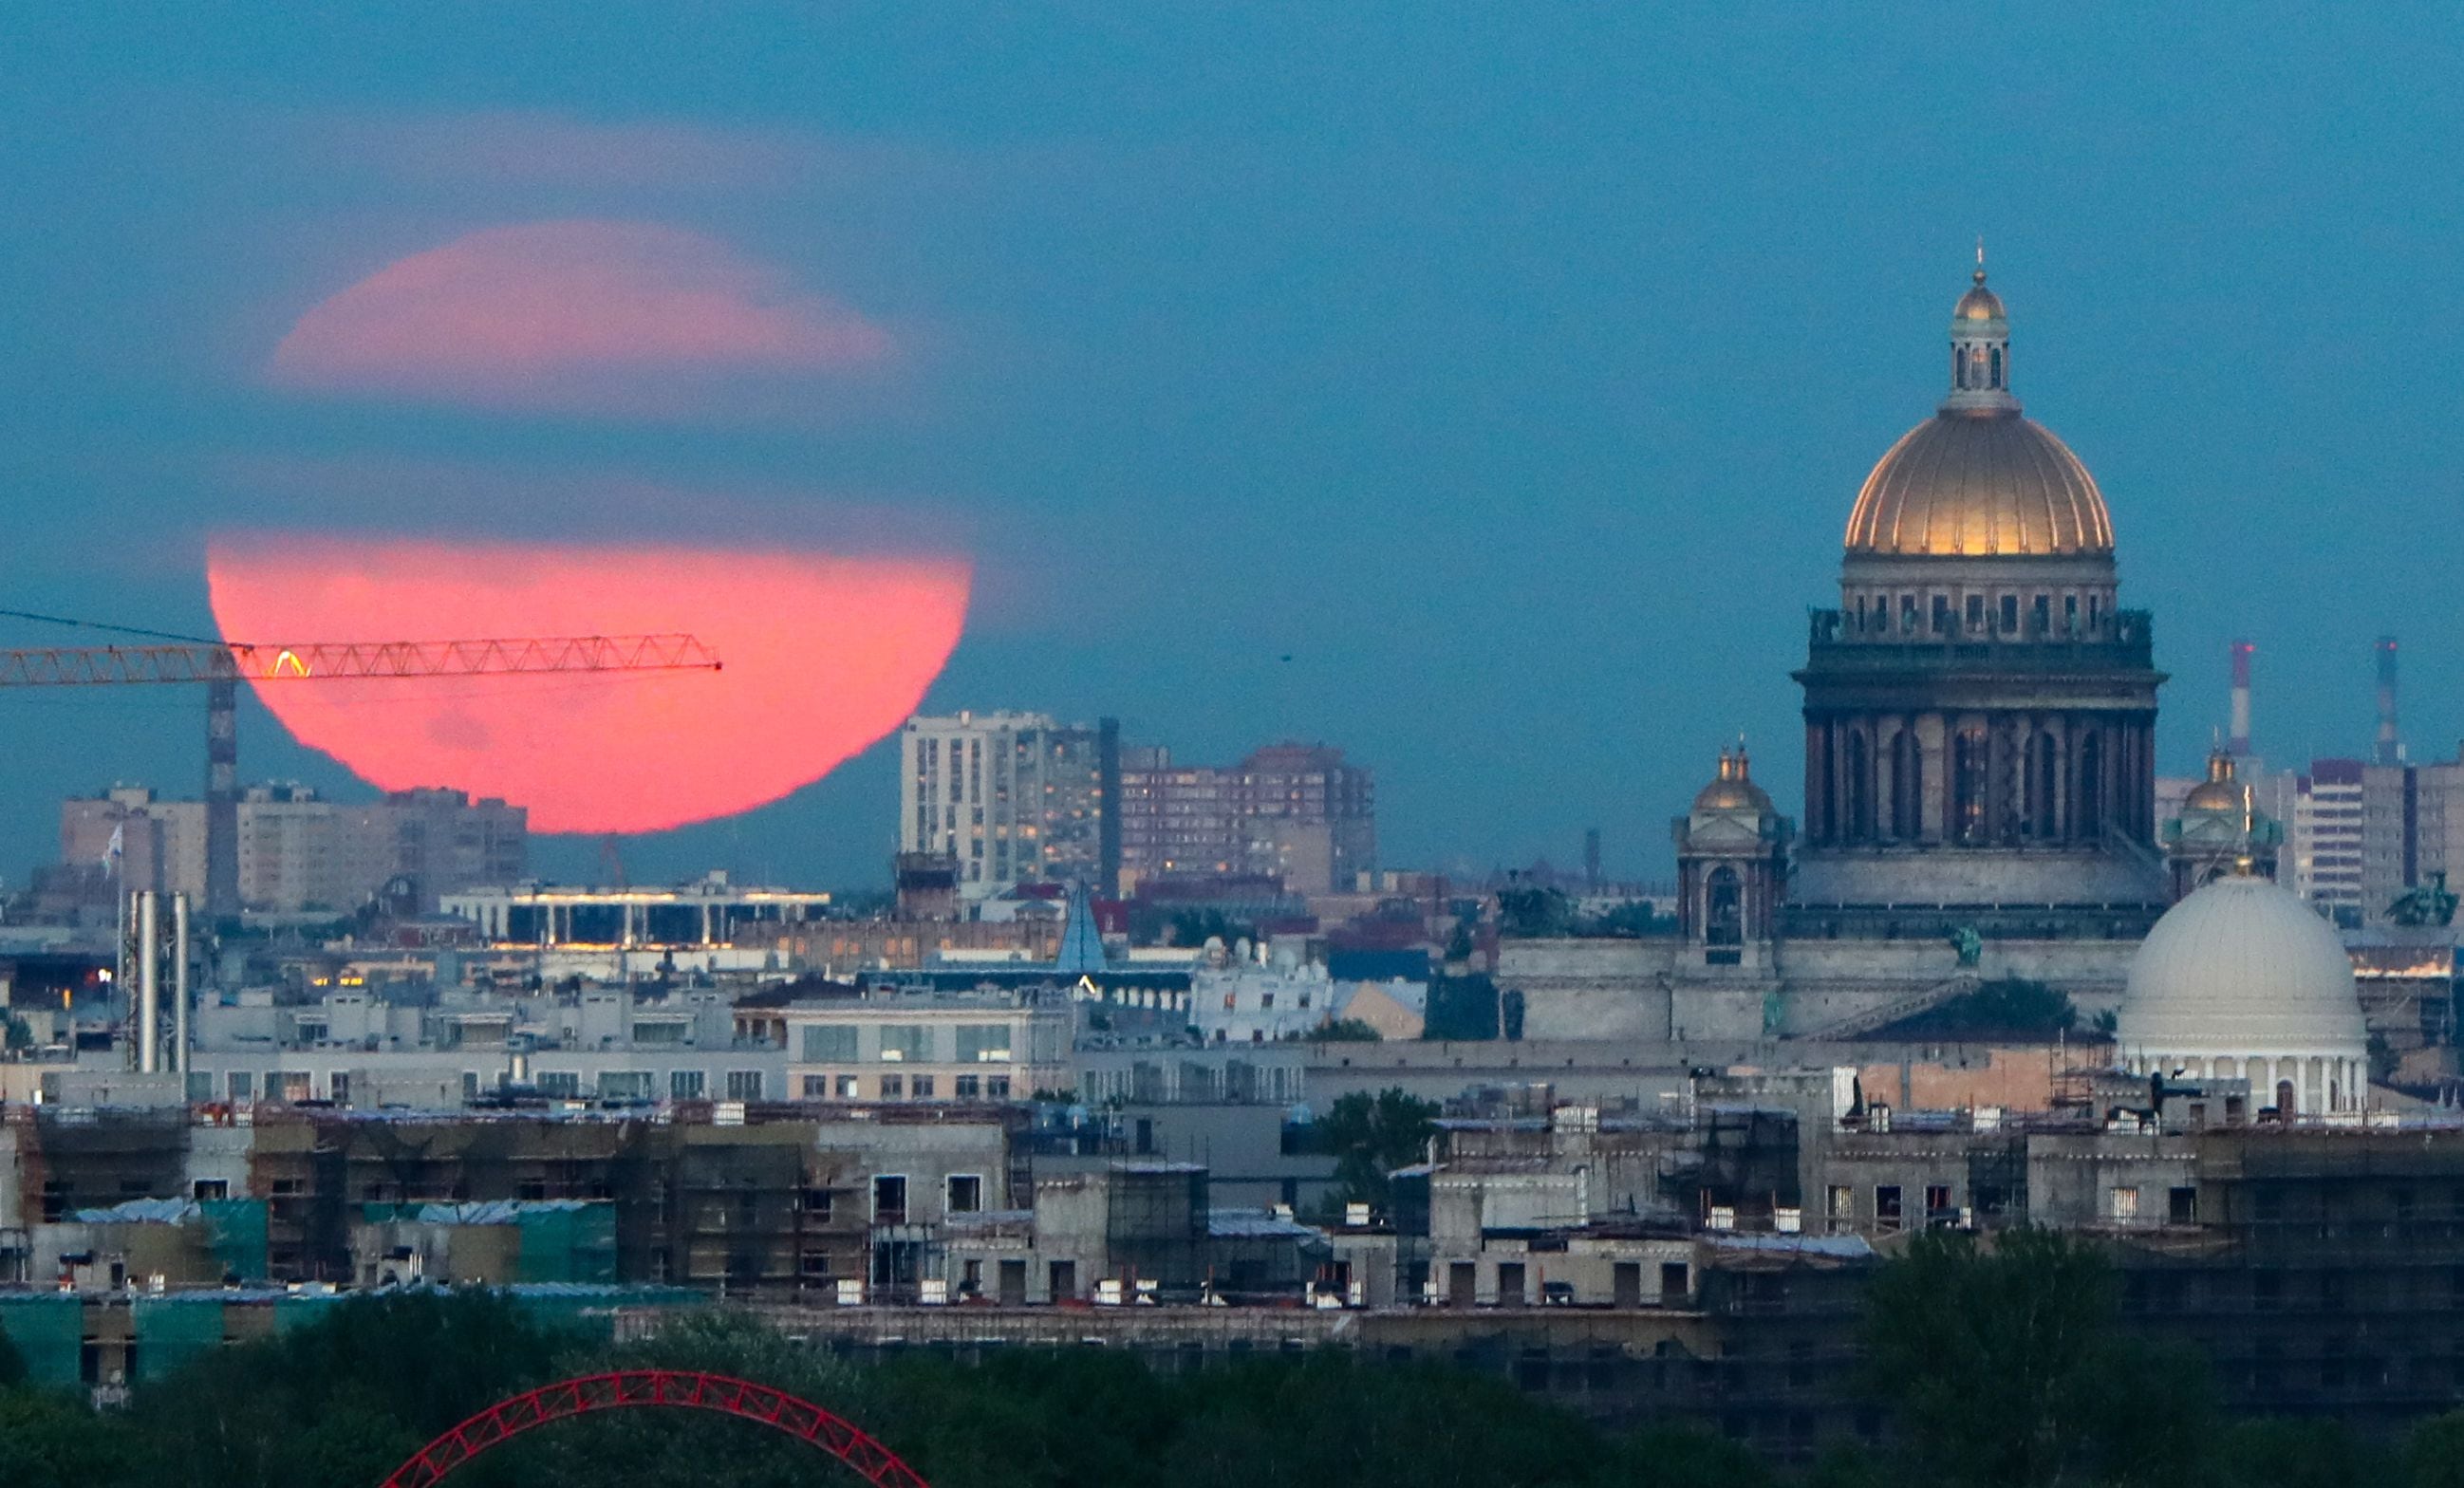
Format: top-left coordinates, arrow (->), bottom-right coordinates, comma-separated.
0,634 -> 720,686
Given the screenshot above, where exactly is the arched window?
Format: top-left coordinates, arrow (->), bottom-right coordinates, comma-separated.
1890,729 -> 1921,840
1846,731 -> 1872,841
2275,1079 -> 2296,1115
1706,866 -> 1743,947
1952,727 -> 1989,845
1988,345 -> 2002,387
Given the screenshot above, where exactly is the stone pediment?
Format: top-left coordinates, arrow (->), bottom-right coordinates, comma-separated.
1686,813 -> 1768,846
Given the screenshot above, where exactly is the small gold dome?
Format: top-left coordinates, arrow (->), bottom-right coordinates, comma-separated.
2184,750 -> 2244,814
1954,270 -> 2006,323
1844,412 -> 2114,557
1694,746 -> 1775,812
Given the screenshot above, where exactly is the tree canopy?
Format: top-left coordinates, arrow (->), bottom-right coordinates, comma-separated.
1309,1088 -> 1440,1211
1858,1227 -> 2211,1488
1881,977 -> 2080,1041
1,1263 -> 2462,1488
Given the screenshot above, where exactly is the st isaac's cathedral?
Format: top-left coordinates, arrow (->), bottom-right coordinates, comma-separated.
1508,262 -> 2271,1042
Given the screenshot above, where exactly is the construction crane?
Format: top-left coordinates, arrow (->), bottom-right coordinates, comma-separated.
0,629 -> 721,919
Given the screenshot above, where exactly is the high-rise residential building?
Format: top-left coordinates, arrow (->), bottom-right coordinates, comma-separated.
2249,753 -> 2464,929
62,786 -> 203,900
898,713 -> 1111,900
61,783 -> 525,914
2278,760 -> 2366,925
1117,742 -> 1375,894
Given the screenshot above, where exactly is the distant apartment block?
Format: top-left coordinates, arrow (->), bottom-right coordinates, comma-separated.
2281,760 -> 2366,922
64,783 -> 526,914
1117,743 -> 1375,894
2255,752 -> 2464,928
898,713 -> 1115,900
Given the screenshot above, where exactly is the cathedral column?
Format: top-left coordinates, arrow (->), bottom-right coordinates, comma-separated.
1876,719 -> 1896,842
2049,714 -> 2069,842
2137,718 -> 2158,841
1985,714 -> 2007,843
2098,717 -> 2120,840
1804,719 -> 1828,846
1919,713 -> 1948,844
2122,720 -> 2143,840
2048,714 -> 2068,841
1853,714 -> 1872,842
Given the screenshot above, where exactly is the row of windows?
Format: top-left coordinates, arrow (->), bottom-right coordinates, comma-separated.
1823,1181 -> 2197,1229
1849,588 -> 2106,641
800,1071 -> 1012,1101
864,1172 -> 982,1221
209,1068 -> 767,1105
796,1023 -> 1017,1064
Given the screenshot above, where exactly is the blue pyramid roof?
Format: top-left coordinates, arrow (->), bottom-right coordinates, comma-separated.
1054,881 -> 1108,975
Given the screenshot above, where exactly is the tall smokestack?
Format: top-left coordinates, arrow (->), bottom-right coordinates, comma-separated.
136,890 -> 159,1075
2229,641 -> 2254,756
172,892 -> 192,1079
2377,637 -> 2402,765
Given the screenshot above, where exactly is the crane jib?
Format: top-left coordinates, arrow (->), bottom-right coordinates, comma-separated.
0,635 -> 721,685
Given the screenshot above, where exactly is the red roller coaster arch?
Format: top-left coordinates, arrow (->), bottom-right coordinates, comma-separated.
376,1370 -> 931,1488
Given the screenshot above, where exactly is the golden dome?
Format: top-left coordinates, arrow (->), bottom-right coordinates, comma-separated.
1844,411 -> 2114,557
1954,270 -> 2006,323
2184,750 -> 2244,814
1694,746 -> 1775,812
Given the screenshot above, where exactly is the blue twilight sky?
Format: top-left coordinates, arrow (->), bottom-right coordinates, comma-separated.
2,6 -> 2461,889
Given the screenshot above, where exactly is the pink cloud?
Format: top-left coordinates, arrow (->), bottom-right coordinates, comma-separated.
267,220 -> 892,415
282,106 -> 924,195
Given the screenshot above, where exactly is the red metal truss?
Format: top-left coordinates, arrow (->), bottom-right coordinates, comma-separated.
0,634 -> 720,686
378,1370 -> 929,1488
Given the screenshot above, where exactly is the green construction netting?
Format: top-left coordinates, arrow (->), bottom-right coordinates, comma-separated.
514,1205 -> 618,1285
272,1293 -> 348,1332
0,1293 -> 84,1387
201,1200 -> 269,1283
132,1296 -> 226,1383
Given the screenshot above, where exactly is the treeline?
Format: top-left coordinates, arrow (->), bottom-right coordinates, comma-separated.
7,1230 -> 2464,1488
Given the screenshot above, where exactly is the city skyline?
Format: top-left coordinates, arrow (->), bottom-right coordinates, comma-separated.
5,9 -> 2463,889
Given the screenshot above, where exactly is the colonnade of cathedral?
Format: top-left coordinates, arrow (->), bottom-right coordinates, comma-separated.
1801,710 -> 2156,850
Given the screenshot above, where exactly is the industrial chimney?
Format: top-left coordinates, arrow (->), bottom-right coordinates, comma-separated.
2229,641 -> 2254,756
2377,637 -> 2403,765
135,890 -> 160,1075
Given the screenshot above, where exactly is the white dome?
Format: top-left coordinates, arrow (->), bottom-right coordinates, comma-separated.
2119,874 -> 2366,1056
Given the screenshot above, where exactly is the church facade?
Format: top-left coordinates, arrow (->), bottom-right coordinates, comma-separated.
1509,262 -> 2233,1042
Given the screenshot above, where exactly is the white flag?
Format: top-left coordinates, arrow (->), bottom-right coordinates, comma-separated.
103,823 -> 123,872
